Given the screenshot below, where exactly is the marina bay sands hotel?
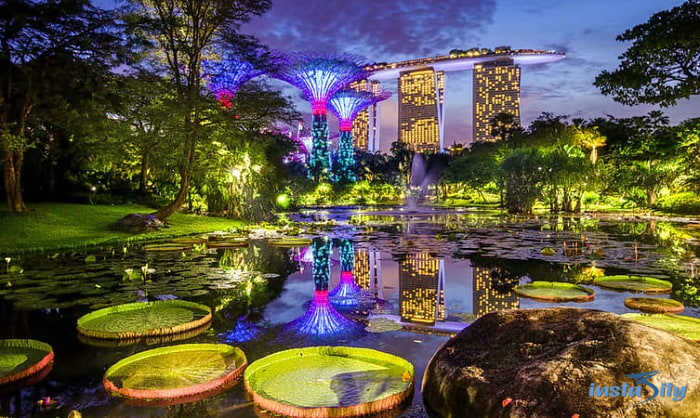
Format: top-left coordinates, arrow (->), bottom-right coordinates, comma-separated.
352,46 -> 565,152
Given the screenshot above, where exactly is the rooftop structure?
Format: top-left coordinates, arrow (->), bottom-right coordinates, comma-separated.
272,52 -> 368,181
367,47 -> 565,80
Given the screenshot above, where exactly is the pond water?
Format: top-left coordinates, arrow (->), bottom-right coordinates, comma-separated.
1,207 -> 699,417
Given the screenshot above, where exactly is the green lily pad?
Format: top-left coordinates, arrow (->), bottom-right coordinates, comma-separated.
366,317 -> 403,333
540,247 -> 556,256
104,343 -> 246,405
622,314 -> 700,341
244,346 -> 414,417
0,339 -> 54,385
514,281 -> 595,302
624,298 -> 684,314
144,243 -> 192,252
594,275 -> 672,293
77,300 -> 212,340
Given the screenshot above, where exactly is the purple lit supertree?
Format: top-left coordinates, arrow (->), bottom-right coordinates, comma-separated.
328,89 -> 391,182
272,52 -> 368,181
284,237 -> 363,339
203,52 -> 265,108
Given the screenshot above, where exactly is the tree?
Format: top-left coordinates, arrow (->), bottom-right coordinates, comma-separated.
574,126 -> 606,165
131,0 -> 272,221
0,0 -> 127,212
594,0 -> 700,106
489,112 -> 522,141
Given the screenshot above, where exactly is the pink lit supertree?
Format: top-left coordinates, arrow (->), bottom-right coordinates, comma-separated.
328,89 -> 391,182
203,51 -> 267,108
271,52 -> 368,181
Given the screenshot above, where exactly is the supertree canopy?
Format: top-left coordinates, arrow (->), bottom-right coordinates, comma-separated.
272,52 -> 368,181
329,89 -> 391,182
203,53 -> 265,108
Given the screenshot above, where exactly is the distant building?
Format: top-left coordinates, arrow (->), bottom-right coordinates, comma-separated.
473,59 -> 521,142
399,252 -> 446,324
350,80 -> 383,152
398,69 -> 445,153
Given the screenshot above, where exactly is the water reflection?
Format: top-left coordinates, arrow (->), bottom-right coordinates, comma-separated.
283,237 -> 363,339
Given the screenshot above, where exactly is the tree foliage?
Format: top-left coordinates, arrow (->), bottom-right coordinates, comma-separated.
594,0 -> 700,106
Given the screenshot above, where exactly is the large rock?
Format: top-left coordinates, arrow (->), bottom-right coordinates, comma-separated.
116,213 -> 163,233
422,308 -> 700,417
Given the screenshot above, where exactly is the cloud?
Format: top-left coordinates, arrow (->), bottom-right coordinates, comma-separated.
242,0 -> 497,62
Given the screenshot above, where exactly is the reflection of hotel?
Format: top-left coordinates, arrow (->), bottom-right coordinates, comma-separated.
354,249 -> 382,297
399,252 -> 446,324
473,266 -> 519,317
398,69 -> 445,153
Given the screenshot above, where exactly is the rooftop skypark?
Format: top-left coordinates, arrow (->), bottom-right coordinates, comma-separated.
272,52 -> 368,181
328,88 -> 391,182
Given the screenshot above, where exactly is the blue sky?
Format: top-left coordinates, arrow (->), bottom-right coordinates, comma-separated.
241,0 -> 699,150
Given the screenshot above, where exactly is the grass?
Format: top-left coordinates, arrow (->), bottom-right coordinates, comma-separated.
0,203 -> 245,254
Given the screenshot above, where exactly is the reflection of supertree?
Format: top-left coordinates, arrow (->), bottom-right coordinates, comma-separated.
285,237 -> 362,338
272,52 -> 368,181
218,316 -> 262,343
329,240 -> 363,310
328,89 -> 391,182
203,52 -> 266,108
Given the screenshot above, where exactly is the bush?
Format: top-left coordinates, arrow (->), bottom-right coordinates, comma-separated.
653,192 -> 700,215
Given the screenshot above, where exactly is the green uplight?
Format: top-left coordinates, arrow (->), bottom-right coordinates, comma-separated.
276,194 -> 290,209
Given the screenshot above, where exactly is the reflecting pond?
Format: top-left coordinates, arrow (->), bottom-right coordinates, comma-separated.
1,208 -> 699,417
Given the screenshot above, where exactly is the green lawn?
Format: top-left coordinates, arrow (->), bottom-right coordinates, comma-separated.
0,203 -> 245,254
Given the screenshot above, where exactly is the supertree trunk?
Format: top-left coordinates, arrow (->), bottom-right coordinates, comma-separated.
336,130 -> 357,182
309,113 -> 330,182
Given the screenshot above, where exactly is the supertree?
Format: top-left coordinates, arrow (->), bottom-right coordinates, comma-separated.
328,88 -> 391,182
203,52 -> 266,108
272,52 -> 368,181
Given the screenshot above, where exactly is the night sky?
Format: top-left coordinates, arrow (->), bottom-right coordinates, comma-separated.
240,0 -> 699,150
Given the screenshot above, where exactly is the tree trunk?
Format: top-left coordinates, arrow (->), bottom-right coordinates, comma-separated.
647,188 -> 657,208
153,126 -> 196,221
138,152 -> 150,197
3,149 -> 26,213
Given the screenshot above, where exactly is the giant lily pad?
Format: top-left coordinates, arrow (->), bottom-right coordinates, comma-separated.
268,238 -> 312,248
624,298 -> 684,314
104,343 -> 246,406
244,346 -> 414,417
77,300 -> 212,340
0,339 -> 54,385
622,314 -> 700,341
514,281 -> 595,302
594,275 -> 672,293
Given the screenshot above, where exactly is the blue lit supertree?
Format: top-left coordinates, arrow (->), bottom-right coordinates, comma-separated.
272,52 -> 368,181
203,52 -> 266,108
328,89 -> 391,182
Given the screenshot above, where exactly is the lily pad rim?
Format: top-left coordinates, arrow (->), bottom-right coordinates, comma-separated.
244,346 -> 414,417
0,339 -> 54,385
514,281 -> 595,302
76,300 -> 212,340
103,343 -> 247,401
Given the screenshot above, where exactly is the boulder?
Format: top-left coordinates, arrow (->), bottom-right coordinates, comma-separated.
422,308 -> 700,418
116,213 -> 163,233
